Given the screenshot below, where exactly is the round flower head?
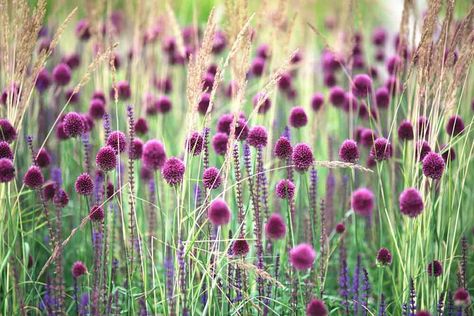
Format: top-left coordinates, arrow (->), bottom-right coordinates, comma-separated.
386,55 -> 402,75
53,189 -> 69,208
208,198 -> 231,226
274,137 -> 293,160
162,157 -> 185,186
311,93 -> 324,112
335,223 -> 346,234
63,112 -> 85,137
329,86 -> 346,107
446,115 -> 465,137
36,68 -> 51,93
352,74 -> 372,97
232,239 -> 250,256
247,126 -> 268,148
114,80 -> 131,100
376,247 -> 392,265
375,86 -> 390,109
289,243 -> 316,270
454,288 -> 470,306
63,53 -> 81,70
372,27 -> 387,46
343,92 -> 358,112
427,260 -> 443,277
251,57 -> 265,76
65,88 -> 80,104
370,137 -> 393,161
253,92 -> 271,114
339,139 -> 360,163
323,72 -> 336,87
292,143 -> 314,172
197,93 -> 210,115
416,312 -> 431,316
278,72 -> 292,91
72,261 -> 87,278
351,187 -> 375,216
89,205 -> 105,222
0,158 -> 15,183
212,132 -> 229,156
92,91 -> 106,103
265,213 -> 287,240
107,131 -> 127,153
422,152 -> 445,180
129,138 -> 143,160
23,166 -> 44,189
202,72 -> 214,91
0,119 -> 18,143
186,132 -> 204,155
275,179 -> 296,200
33,148 -> 51,168
88,98 -> 106,120
441,145 -> 456,163
43,181 -> 56,200
257,43 -> 271,59
52,63 -> 72,86
134,118 -> 149,135
235,118 -> 249,141
360,128 -> 376,147
289,107 -> 308,128
75,173 -> 94,195
416,141 -> 432,162
306,298 -> 328,316
81,114 -> 94,133
203,167 -> 222,190
217,114 -> 234,135
75,19 -> 91,40
0,142 -> 13,160
398,120 -> 414,141
142,140 -> 166,170
96,146 -> 117,171
157,95 -> 172,113
399,188 -> 424,218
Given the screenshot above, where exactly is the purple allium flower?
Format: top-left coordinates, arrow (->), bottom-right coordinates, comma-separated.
352,74 -> 372,97
247,126 -> 268,148
343,92 -> 358,112
375,86 -> 390,109
257,43 -> 271,59
278,72 -> 292,91
0,158 -> 15,183
202,72 -> 215,92
446,115 -> 465,137
274,137 -> 293,160
75,173 -> 94,195
129,138 -> 143,160
65,88 -> 80,103
72,261 -> 87,278
422,152 -> 445,180
416,311 -> 431,316
212,133 -> 229,156
157,95 -> 172,113
23,166 -> 44,189
52,63 -> 72,86
360,128 -> 376,147
398,120 -> 414,141
289,243 -> 316,270
197,93 -> 210,115
81,114 -> 94,133
370,137 -> 393,161
329,86 -> 346,107
251,57 -> 265,76
306,298 -> 328,316
202,167 -> 222,190
217,114 -> 234,134
43,181 -> 56,200
63,112 -> 85,137
212,31 -> 226,54
386,55 -> 402,75
92,91 -> 106,103
338,139 -> 360,163
208,198 -> 231,226
162,157 -> 185,186
275,179 -> 295,200
0,142 -> 13,160
53,189 -> 69,207
453,288 -> 470,306
289,106 -> 308,128
232,239 -> 250,256
385,76 -> 399,95
63,53 -> 81,70
351,188 -> 375,216
292,143 -> 314,172
185,132 -> 204,155
416,141 -> 432,162
427,260 -> 443,277
142,140 -> 166,170
96,146 -> 117,171
376,247 -> 392,265
88,98 -> 106,120
89,205 -> 105,222
399,188 -> 424,218
265,213 -> 286,240
335,222 -> 346,234
114,80 -> 131,100
311,93 -> 324,112
441,145 -> 456,162
253,92 -> 271,114
134,118 -> 148,135
107,131 -> 127,153
75,19 -> 91,40
235,118 -> 249,141
0,119 -> 18,143
35,68 -> 51,93
375,49 -> 385,62
372,27 -> 387,46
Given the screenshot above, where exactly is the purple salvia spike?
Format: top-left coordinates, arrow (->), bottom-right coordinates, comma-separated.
461,236 -> 467,288
409,277 -> 416,316
51,167 -> 63,188
165,245 -> 175,315
361,268 -> 370,316
339,244 -> 349,315
103,113 -> 111,142
82,133 -> 91,174
202,127 -> 210,170
353,255 -> 361,315
232,144 -> 245,235
378,294 -> 386,316
178,239 -> 187,315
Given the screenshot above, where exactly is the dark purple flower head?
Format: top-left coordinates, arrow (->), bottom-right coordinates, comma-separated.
454,288 -> 470,306
251,57 -> 265,76
185,132 -> 204,156
235,118 -> 249,141
0,142 -> 13,160
399,188 -> 424,218
232,239 -> 250,256
375,86 -> 390,109
142,140 -> 166,170
53,189 -> 69,207
52,63 -> 71,86
441,145 -> 456,162
329,86 -> 345,107
416,311 -> 431,316
208,198 -> 231,226
212,133 -> 229,156
372,27 -> 387,46
162,157 -> 185,186
34,148 -> 50,168
257,43 -> 271,59
274,137 -> 293,160
398,120 -> 414,141
89,205 -> 105,222
23,166 -> 44,189
43,181 -> 56,200
339,139 -> 360,163
427,260 -> 443,277
212,31 -> 226,54
416,141 -> 432,162
352,74 -> 372,97
72,261 -> 87,278
370,137 -> 392,161
75,173 -> 94,195
289,243 -> 316,270
360,128 -> 376,147
63,53 -> 81,70
75,19 -> 91,40
335,223 -> 346,234
386,55 -> 402,74
0,119 -> 18,143
65,88 -> 80,104
113,80 -> 131,100
292,143 -> 314,172
275,179 -> 295,200
422,152 -> 445,180
343,92 -> 358,112
376,247 -> 392,265
134,118 -> 148,135
247,126 -> 268,148
107,131 -> 127,153
278,72 -> 292,91
0,158 -> 15,183
198,93 -> 211,115
446,115 -> 464,137
265,213 -> 286,240
96,146 -> 117,171
306,298 -> 328,316
92,91 -> 106,103
88,98 -> 106,120
311,93 -> 324,112
202,167 -> 222,190
253,92 -> 271,114
351,187 -> 374,216
217,114 -> 234,135
81,114 -> 94,133
157,95 -> 172,113
289,106 -> 308,128
202,72 -> 215,92
35,68 -> 51,93
63,112 -> 85,137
